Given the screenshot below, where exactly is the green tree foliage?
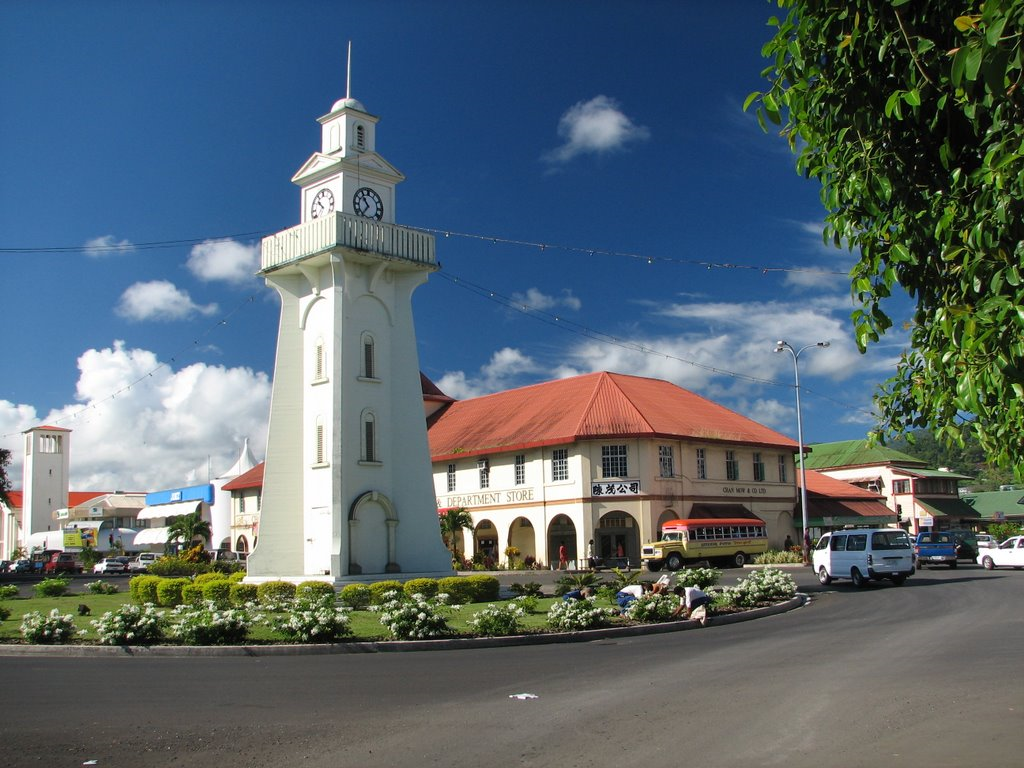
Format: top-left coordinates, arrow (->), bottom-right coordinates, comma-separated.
166,511 -> 212,550
0,447 -> 12,508
748,0 -> 1024,474
437,507 -> 474,564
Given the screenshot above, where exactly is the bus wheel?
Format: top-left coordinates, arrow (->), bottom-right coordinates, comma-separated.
732,552 -> 746,568
850,567 -> 867,588
666,553 -> 683,571
646,561 -> 663,573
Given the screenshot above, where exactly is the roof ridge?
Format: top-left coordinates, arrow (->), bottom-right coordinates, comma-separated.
603,372 -> 656,432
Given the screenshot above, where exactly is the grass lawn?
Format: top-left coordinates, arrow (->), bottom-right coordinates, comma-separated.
0,591 -> 625,644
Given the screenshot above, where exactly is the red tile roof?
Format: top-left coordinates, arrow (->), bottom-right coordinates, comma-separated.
222,462 -> 265,491
800,470 -> 885,499
428,371 -> 798,460
2,491 -> 109,509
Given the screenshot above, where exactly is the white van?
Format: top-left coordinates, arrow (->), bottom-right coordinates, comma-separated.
812,528 -> 915,587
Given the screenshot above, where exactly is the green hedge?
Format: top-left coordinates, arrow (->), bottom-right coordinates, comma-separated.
339,583 -> 371,609
257,580 -> 297,604
201,579 -> 232,605
464,574 -> 500,602
369,580 -> 404,604
296,581 -> 336,600
230,582 -> 258,605
437,576 -> 473,604
130,575 -> 161,604
402,578 -> 439,599
156,577 -> 191,607
182,583 -> 203,605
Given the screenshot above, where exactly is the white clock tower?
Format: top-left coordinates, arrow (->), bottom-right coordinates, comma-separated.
246,83 -> 451,582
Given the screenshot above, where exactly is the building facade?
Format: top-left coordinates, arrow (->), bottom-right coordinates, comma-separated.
429,372 -> 801,568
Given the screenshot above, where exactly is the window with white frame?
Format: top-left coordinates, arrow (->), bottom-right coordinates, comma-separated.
314,417 -> 326,466
478,457 -> 490,489
778,454 -> 787,483
659,445 -> 674,478
362,411 -> 377,462
552,448 -> 568,482
447,463 -> 456,493
515,454 -> 525,485
361,333 -> 376,379
726,450 -> 739,481
313,338 -> 326,382
602,445 -> 628,478
753,452 -> 765,482
696,448 -> 706,480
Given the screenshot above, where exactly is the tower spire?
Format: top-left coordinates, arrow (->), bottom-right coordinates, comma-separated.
345,41 -> 352,100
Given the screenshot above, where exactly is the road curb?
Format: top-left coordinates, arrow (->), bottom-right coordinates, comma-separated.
0,593 -> 809,658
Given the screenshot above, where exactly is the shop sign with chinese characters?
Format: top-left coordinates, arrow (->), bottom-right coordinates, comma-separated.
591,482 -> 640,497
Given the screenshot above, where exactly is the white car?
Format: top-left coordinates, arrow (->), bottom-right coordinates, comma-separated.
93,557 -> 127,574
977,536 -> 1024,570
975,534 -> 996,549
128,552 -> 159,573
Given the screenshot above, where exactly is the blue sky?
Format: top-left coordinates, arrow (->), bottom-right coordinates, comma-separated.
0,0 -> 913,492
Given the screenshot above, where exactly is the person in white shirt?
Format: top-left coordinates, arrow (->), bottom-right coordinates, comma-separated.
671,585 -> 711,624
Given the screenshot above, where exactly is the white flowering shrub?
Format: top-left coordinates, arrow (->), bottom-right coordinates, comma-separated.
674,567 -> 721,590
719,567 -> 797,608
373,590 -> 455,640
20,608 -> 84,644
468,600 -> 527,637
169,601 -> 253,645
624,592 -> 677,623
86,580 -> 120,595
269,593 -> 352,643
546,597 -> 612,631
92,602 -> 166,645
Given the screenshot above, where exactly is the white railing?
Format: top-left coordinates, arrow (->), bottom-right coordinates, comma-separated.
261,212 -> 436,271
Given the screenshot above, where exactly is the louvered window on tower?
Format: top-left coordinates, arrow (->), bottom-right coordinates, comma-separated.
315,421 -> 325,465
355,124 -> 366,150
314,340 -> 325,381
362,334 -> 375,379
363,415 -> 376,463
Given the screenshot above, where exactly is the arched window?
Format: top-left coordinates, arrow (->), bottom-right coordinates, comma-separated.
314,416 -> 327,466
361,332 -> 376,379
313,338 -> 326,382
355,124 -> 366,150
361,410 -> 378,463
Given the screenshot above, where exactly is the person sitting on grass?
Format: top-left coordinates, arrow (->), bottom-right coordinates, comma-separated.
671,585 -> 711,625
562,586 -> 594,601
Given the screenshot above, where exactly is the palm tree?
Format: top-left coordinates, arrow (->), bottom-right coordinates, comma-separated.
166,511 -> 213,552
437,507 -> 474,566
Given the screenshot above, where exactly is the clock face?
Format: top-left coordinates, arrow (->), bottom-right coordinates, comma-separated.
353,187 -> 384,221
310,188 -> 335,219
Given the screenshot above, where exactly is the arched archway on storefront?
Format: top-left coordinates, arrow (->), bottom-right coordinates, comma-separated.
597,510 -> 640,567
473,519 -> 498,566
547,514 -> 578,568
235,535 -> 249,553
656,509 -> 680,539
507,517 -> 536,565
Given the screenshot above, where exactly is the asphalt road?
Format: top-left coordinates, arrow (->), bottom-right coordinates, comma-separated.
1,565 -> 1020,768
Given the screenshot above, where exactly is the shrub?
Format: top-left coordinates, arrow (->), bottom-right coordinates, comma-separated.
464,574 -> 500,602
130,575 -> 162,604
20,608 -> 82,644
546,598 -> 611,631
201,579 -> 232,606
674,567 -> 721,590
181,583 -> 204,605
554,571 -> 605,596
210,561 -> 245,576
514,594 -> 539,614
753,549 -> 803,565
369,580 -> 404,605
339,583 -> 372,610
257,580 -> 297,607
468,601 -> 526,637
92,603 -> 166,645
34,578 -> 70,598
373,590 -> 453,640
86,580 -> 119,595
296,581 -> 336,601
0,584 -> 19,600
0,605 -> 11,621
156,578 -> 191,607
436,576 -> 473,604
194,572 -> 227,586
230,582 -> 258,606
624,593 -> 677,623
268,593 -> 351,643
508,582 -> 544,598
227,570 -> 247,583
402,578 -> 439,599
729,567 -> 796,608
169,601 -> 252,645
148,555 -> 207,577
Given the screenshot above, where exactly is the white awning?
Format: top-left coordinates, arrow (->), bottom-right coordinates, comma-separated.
136,500 -> 203,521
65,520 -> 103,530
133,527 -> 170,545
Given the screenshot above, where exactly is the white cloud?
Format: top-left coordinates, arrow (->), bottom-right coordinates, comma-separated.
187,239 -> 261,285
510,287 -> 582,312
116,280 -> 219,322
544,95 -> 650,164
0,341 -> 270,492
84,235 -> 134,257
436,347 -> 542,399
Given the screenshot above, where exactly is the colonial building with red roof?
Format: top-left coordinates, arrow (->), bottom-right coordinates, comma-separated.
428,371 -> 802,568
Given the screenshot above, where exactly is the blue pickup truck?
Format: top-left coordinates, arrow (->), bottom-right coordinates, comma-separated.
914,531 -> 958,568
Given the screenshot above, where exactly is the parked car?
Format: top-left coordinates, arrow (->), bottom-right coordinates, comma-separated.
813,528 -> 915,587
0,560 -> 11,573
976,534 -> 997,550
113,556 -> 132,570
93,557 -> 127,574
128,552 -> 160,573
42,552 -> 83,575
914,531 -> 958,568
977,536 -> 1024,570
9,559 -> 31,573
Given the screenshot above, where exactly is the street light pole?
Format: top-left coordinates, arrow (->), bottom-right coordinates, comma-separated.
774,340 -> 830,564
